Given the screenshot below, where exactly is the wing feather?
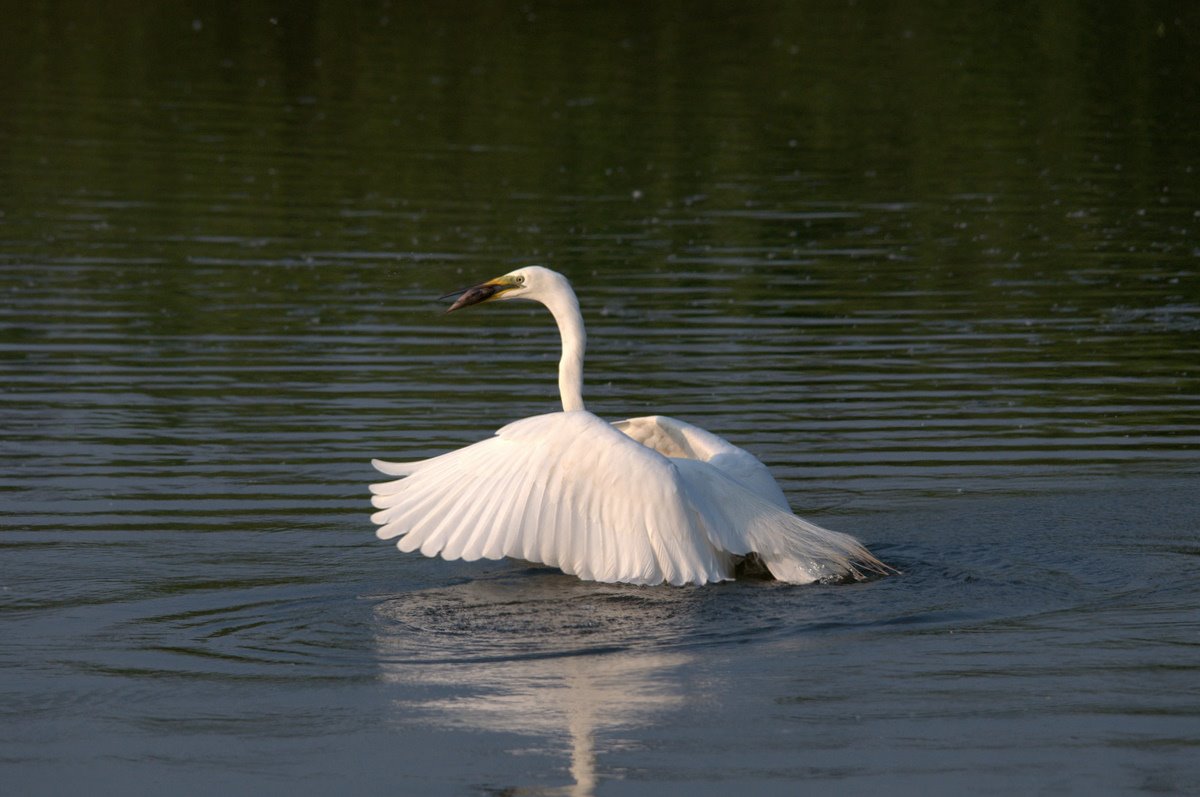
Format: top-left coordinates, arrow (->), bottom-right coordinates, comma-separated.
513,466 -> 549,564
443,446 -> 528,561
613,415 -> 789,509
478,462 -> 532,561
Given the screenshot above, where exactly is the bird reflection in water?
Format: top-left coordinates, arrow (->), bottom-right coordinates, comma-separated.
372,576 -> 696,796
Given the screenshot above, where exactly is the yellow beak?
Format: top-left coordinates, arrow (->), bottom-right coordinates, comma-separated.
442,277 -> 513,313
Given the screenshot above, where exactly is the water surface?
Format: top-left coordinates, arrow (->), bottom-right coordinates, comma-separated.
2,3 -> 1199,795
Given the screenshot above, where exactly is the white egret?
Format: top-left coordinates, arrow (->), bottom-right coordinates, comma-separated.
370,266 -> 889,585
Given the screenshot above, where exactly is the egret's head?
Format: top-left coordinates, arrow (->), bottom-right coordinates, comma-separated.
444,266 -> 557,313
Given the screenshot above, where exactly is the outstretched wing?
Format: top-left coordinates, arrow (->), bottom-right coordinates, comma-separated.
610,416 -> 888,580
370,411 -> 734,586
612,415 -> 790,509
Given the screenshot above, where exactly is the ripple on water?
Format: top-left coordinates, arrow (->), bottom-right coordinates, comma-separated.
372,571 -> 721,663
55,584 -> 380,684
366,554 -> 1027,668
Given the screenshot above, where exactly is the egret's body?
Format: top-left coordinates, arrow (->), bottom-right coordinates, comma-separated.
370,266 -> 888,585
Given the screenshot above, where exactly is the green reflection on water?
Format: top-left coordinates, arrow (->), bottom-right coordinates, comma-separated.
2,2 -> 1197,254
0,1 -> 1196,473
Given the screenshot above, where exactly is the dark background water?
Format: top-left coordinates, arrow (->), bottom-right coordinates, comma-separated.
2,2 -> 1199,795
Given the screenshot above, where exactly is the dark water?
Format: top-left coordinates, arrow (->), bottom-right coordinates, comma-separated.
3,2 -> 1199,794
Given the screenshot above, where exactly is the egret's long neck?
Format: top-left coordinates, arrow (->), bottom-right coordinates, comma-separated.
541,280 -> 586,412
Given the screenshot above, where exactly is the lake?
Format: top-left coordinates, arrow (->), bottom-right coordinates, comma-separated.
2,2 -> 1199,795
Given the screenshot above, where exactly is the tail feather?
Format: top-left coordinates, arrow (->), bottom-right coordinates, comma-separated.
755,513 -> 892,583
674,458 -> 892,584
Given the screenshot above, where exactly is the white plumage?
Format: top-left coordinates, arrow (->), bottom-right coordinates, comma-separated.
370,266 -> 888,585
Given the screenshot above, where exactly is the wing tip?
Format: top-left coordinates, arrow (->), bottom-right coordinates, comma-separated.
372,458 -> 419,476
